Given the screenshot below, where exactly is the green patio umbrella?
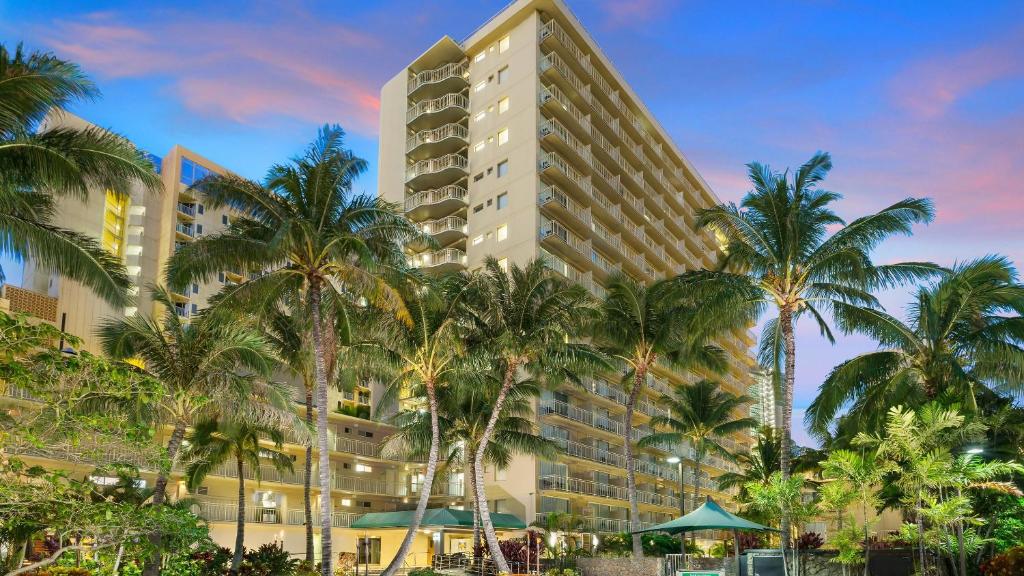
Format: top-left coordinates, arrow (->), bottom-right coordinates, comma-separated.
351,507 -> 526,530
633,497 -> 776,576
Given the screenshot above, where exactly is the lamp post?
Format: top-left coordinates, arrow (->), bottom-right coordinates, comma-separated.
667,456 -> 685,554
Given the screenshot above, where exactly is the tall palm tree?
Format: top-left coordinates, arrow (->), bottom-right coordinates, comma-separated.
591,274 -> 745,557
0,42 -> 161,304
165,126 -> 424,576
686,151 -> 935,551
371,276 -> 472,576
389,371 -> 557,554
462,257 -> 599,571
715,427 -> 783,497
808,255 -> 1024,439
261,299 -> 317,562
639,380 -> 756,541
182,417 -> 293,574
98,285 -> 282,576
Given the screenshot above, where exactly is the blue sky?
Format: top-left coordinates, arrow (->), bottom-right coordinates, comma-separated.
3,0 -> 1023,444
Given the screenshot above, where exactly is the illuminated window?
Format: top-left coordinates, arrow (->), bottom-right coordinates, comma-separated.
474,81 -> 486,92
497,258 -> 509,272
497,224 -> 508,242
497,66 -> 509,84
498,97 -> 509,114
497,128 -> 509,146
341,498 -> 352,507
474,111 -> 486,122
474,52 -> 486,62
355,463 -> 373,473
474,141 -> 486,152
499,35 -> 510,53
472,235 -> 484,246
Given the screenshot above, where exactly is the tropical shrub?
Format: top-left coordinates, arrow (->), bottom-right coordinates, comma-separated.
596,532 -> 700,557
408,568 -> 443,576
737,532 -> 766,551
543,569 -> 578,576
980,546 -> 1024,576
795,532 -> 824,550
241,542 -> 299,576
25,568 -> 93,576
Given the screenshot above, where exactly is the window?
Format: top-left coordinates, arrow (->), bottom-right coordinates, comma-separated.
474,172 -> 484,182
357,538 -> 381,565
497,66 -> 509,84
472,235 -> 484,246
496,160 -> 509,178
218,272 -> 225,283
498,97 -> 509,114
474,111 -> 486,122
474,141 -> 485,152
341,498 -> 352,507
473,52 -> 485,62
497,128 -> 509,146
474,81 -> 486,92
355,463 -> 373,473
493,497 -> 509,512
497,258 -> 509,272
499,35 -> 510,53
196,224 -> 203,235
496,468 -> 507,481
496,193 -> 508,210
191,303 -> 198,314
197,204 -> 204,215
192,283 -> 199,294
222,214 -> 229,225
473,204 -> 484,213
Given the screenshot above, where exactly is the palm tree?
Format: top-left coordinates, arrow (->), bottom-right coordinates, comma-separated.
715,427 -> 783,497
389,370 -> 557,554
371,277 -> 472,576
462,257 -> 599,571
687,151 -> 935,551
591,274 -> 745,557
0,43 -> 161,304
165,126 -> 424,576
640,379 -> 756,546
182,417 -> 293,574
261,299 -> 317,562
808,255 -> 1024,439
98,285 -> 282,575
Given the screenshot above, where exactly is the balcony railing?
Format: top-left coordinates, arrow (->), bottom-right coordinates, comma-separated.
538,150 -> 592,197
538,183 -> 590,226
407,93 -> 469,124
539,51 -> 591,105
540,475 -> 678,509
420,216 -> 467,236
404,184 -> 468,212
286,509 -> 361,528
191,498 -> 283,524
539,218 -> 589,256
175,223 -> 194,238
176,202 -> 196,216
406,154 -> 468,183
408,60 -> 469,95
538,19 -> 593,78
406,123 -> 469,153
539,83 -> 591,133
539,116 -> 591,165
541,249 -> 593,292
409,248 -> 466,269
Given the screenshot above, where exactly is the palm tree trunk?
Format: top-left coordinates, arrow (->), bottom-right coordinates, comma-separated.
625,367 -> 645,558
381,379 -> 441,576
862,497 -> 870,576
232,457 -> 246,575
469,456 -> 482,555
304,390 -> 315,564
956,492 -> 966,576
309,282 -> 335,576
779,307 -> 796,563
474,363 -> 519,573
142,421 -> 187,576
692,455 -> 702,547
916,492 -> 926,576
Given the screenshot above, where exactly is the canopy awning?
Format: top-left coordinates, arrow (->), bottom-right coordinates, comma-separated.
632,497 -> 776,535
351,507 -> 527,530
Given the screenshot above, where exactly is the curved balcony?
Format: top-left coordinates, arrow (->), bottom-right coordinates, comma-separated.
407,93 -> 468,129
408,60 -> 469,98
409,248 -> 466,272
406,123 -> 468,159
420,215 -> 467,246
405,154 -> 468,189
404,184 -> 468,221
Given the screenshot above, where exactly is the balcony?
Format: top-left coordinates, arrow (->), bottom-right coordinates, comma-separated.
538,19 -> 593,80
287,509 -> 361,528
539,82 -> 591,135
404,184 -> 468,221
419,216 -> 467,246
407,93 -> 469,128
539,475 -> 678,509
405,154 -> 468,189
539,115 -> 591,167
191,498 -> 283,525
538,150 -> 592,200
176,202 -> 196,218
539,50 -> 591,106
541,249 -> 594,293
406,123 -> 469,158
408,60 -> 469,98
409,248 -> 466,272
538,183 -> 590,230
539,217 -> 590,264
174,223 -> 195,240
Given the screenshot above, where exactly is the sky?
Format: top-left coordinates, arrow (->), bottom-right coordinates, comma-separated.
3,0 -> 1023,446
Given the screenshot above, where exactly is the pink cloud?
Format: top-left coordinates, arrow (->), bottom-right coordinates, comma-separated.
41,10 -> 390,134
890,26 -> 1024,118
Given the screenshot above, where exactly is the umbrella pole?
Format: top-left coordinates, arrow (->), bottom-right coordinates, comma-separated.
732,530 -> 740,576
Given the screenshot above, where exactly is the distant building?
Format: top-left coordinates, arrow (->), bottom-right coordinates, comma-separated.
748,368 -> 780,431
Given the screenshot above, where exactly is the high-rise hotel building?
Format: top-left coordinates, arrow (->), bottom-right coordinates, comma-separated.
379,0 -> 756,533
